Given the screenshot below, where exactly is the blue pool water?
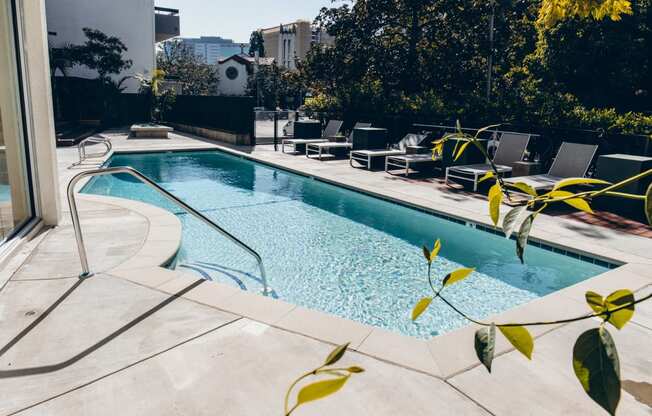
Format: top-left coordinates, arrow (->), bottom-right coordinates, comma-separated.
83,151 -> 607,338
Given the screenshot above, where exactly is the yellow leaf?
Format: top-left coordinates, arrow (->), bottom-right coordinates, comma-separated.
412,296 -> 433,320
605,289 -> 635,330
585,291 -> 605,314
454,141 -> 470,161
498,325 -> 534,359
552,178 -> 610,191
430,239 -> 442,262
488,182 -> 503,226
478,171 -> 495,183
509,182 -> 537,197
549,191 -> 594,213
296,376 -> 349,408
442,268 -> 475,287
324,343 -> 350,366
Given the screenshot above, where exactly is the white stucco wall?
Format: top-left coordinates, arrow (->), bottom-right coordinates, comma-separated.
217,61 -> 249,96
44,0 -> 155,92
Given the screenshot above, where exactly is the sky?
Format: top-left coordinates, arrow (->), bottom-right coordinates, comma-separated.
156,0 -> 347,43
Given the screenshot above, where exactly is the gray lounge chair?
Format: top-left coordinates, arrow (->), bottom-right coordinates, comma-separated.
504,142 -> 599,191
281,119 -> 344,154
305,122 -> 372,160
350,133 -> 428,170
445,132 -> 531,191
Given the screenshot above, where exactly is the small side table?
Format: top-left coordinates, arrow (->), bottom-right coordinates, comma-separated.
512,161 -> 542,177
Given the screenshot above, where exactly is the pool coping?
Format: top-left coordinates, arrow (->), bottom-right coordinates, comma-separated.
85,142 -> 652,380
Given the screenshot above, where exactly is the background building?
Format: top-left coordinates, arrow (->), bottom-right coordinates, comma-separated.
179,36 -> 249,65
217,54 -> 274,96
260,20 -> 333,70
45,0 -> 179,92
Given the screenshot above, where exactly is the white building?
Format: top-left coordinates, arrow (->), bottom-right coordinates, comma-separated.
44,0 -> 179,92
216,54 -> 274,96
178,36 -> 248,65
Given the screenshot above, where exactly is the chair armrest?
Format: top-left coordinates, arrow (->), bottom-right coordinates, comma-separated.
406,145 -> 430,154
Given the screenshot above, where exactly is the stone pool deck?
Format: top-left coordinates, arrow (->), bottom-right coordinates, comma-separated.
0,128 -> 650,415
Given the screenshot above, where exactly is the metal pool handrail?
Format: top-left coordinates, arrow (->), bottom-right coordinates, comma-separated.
66,166 -> 271,295
72,136 -> 112,166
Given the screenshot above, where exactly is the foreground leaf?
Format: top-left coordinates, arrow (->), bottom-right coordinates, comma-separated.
516,214 -> 535,263
572,327 -> 621,415
488,182 -> 503,227
605,289 -> 635,330
422,245 -> 431,263
442,268 -> 475,287
454,141 -> 471,161
645,183 -> 652,226
412,297 -> 433,321
585,291 -> 605,314
552,177 -> 610,191
478,171 -> 495,183
549,191 -> 593,213
430,239 -> 442,262
324,343 -> 349,366
474,324 -> 496,372
509,182 -> 537,197
498,325 -> 533,359
296,376 -> 350,409
502,205 -> 527,239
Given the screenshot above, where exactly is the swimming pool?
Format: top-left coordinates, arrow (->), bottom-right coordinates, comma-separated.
83,150 -> 608,338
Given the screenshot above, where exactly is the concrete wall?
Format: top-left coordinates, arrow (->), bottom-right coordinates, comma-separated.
45,0 -> 155,92
217,60 -> 249,96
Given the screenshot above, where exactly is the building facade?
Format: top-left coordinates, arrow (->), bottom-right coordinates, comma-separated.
260,20 -> 333,70
216,54 -> 275,96
179,36 -> 248,65
44,0 -> 179,92
0,0 -> 62,264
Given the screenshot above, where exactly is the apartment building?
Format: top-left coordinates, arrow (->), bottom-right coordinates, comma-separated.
178,36 -> 248,65
260,20 -> 333,70
44,0 -> 179,92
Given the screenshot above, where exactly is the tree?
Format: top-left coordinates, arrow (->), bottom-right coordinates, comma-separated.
248,30 -> 265,57
157,40 -> 219,95
73,28 -> 133,81
249,63 -> 305,109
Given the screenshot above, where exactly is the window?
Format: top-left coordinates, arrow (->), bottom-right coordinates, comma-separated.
0,0 -> 34,241
225,66 -> 239,80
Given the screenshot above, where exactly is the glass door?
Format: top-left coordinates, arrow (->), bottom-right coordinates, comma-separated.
0,0 -> 34,241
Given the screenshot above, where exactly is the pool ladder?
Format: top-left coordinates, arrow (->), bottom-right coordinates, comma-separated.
70,136 -> 113,167
66,166 -> 271,295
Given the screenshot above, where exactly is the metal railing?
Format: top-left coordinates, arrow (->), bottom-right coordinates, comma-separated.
71,136 -> 112,167
66,166 -> 271,295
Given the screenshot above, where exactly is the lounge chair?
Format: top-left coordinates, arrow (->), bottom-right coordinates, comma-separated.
305,122 -> 372,160
281,120 -> 344,154
504,142 -> 599,192
350,133 -> 429,170
445,132 -> 531,191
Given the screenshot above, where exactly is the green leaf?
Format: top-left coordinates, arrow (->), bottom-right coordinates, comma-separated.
605,289 -> 635,330
347,366 -> 365,373
488,182 -> 503,227
456,119 -> 462,133
454,141 -> 471,161
498,325 -> 533,359
412,296 -> 433,321
508,182 -> 538,197
474,124 -> 501,139
549,191 -> 594,213
644,183 -> 652,226
474,323 -> 496,372
422,245 -> 431,264
585,291 -> 605,314
552,177 -> 610,191
430,239 -> 442,262
442,267 -> 475,287
324,343 -> 350,366
478,171 -> 495,183
572,327 -> 621,415
502,205 -> 527,239
296,376 -> 350,409
516,213 -> 535,264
